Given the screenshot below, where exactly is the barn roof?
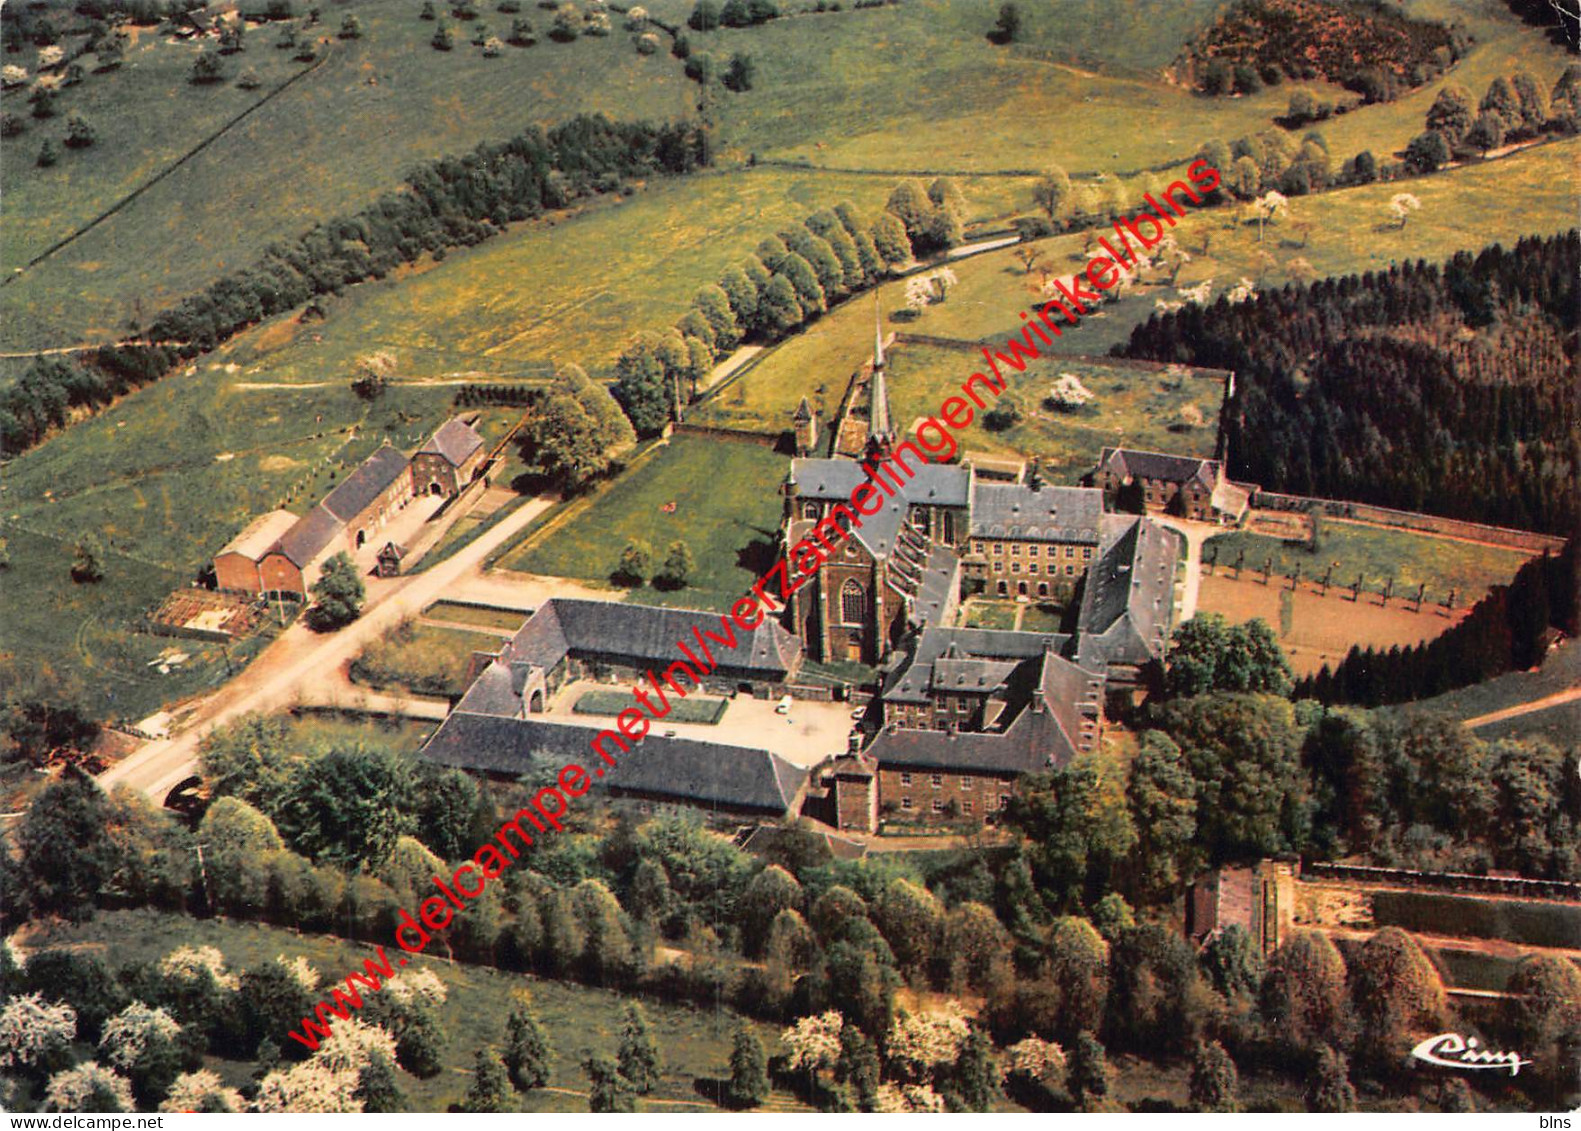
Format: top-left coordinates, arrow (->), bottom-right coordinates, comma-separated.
273,503 -> 343,568
217,510 -> 299,562
970,482 -> 1102,542
323,445 -> 410,522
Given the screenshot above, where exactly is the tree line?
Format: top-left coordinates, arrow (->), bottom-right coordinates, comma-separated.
1408,63 -> 1581,171
612,177 -> 963,435
1119,232 -> 1580,533
0,112 -> 710,457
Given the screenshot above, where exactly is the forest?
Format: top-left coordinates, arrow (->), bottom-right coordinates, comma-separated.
1119,232 -> 1580,534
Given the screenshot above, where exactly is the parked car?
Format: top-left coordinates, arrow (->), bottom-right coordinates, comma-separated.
774,695 -> 793,715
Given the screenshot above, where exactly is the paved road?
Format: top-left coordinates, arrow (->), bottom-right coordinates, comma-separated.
98,495 -> 558,802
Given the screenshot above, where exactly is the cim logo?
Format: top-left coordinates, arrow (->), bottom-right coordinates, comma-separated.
1410,1033 -> 1531,1076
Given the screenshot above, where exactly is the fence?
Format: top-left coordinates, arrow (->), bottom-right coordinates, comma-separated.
1251,491 -> 1567,554
1301,860 -> 1581,902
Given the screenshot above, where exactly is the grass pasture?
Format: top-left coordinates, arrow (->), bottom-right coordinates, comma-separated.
423,600 -> 529,632
349,621 -> 504,699
1203,523 -> 1532,602
501,436 -> 786,612
22,909 -> 800,1114
0,1 -> 697,352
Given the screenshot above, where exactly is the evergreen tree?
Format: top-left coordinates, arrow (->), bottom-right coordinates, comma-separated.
655,540 -> 694,590
1304,1045 -> 1357,1112
616,1003 -> 660,1095
463,1047 -> 512,1112
724,1024 -> 769,1109
1067,1031 -> 1110,1109
950,1026 -> 1000,1112
1188,1040 -> 1239,1112
585,1054 -> 634,1112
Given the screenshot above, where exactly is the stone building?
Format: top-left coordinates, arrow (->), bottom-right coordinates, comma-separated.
1091,447 -> 1251,524
321,444 -> 415,551
213,510 -> 299,594
411,417 -> 487,498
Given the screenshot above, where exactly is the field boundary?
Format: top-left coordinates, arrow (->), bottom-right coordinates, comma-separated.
3,45 -> 333,287
1252,490 -> 1566,553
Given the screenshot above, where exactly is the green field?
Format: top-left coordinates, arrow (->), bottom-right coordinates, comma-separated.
574,687 -> 727,724
0,1 -> 696,351
961,601 -> 1018,630
502,436 -> 786,612
423,600 -> 529,632
350,622 -> 504,699
1204,523 -> 1532,601
23,909 -> 799,1113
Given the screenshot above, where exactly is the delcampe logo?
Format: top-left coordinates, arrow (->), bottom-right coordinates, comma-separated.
1410,1033 -> 1532,1076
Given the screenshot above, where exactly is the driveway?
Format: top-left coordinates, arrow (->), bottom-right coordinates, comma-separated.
1154,515 -> 1216,624
97,495 -> 559,801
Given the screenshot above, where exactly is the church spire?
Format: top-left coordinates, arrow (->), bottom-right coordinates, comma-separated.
868,294 -> 893,449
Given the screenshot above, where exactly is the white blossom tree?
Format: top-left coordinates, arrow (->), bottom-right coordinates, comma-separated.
1,65 -> 29,88
252,1061 -> 363,1112
781,1010 -> 843,1079
1388,192 -> 1422,229
37,45 -> 65,69
277,954 -> 321,992
1002,1036 -> 1065,1085
1047,373 -> 1095,412
160,1070 -> 244,1113
874,1082 -> 946,1112
160,945 -> 240,992
311,1017 -> 398,1075
1157,234 -> 1191,285
904,275 -> 933,314
0,994 -> 77,1071
1154,298 -> 1185,313
928,267 -> 958,303
383,968 -> 447,1007
100,1002 -> 182,1071
886,1001 -> 971,1083
45,1062 -> 134,1113
1251,191 -> 1288,242
1225,277 -> 1257,304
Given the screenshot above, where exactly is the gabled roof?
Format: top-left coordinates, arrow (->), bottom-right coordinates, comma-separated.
418,418 -> 485,468
502,598 -> 802,679
793,397 -> 814,423
421,711 -> 804,814
217,510 -> 299,562
323,446 -> 410,522
273,503 -> 343,568
1097,446 -> 1219,489
970,483 -> 1102,542
869,649 -> 1101,774
882,626 -> 1069,704
1075,515 -> 1179,669
791,457 -> 970,562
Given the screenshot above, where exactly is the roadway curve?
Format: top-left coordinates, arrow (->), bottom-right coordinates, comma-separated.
98,496 -> 557,802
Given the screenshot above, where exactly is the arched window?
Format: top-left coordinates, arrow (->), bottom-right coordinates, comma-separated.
802,502 -> 819,520
840,579 -> 867,625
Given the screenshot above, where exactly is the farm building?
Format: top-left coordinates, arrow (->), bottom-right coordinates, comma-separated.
1090,447 -> 1252,524
213,510 -> 299,594
321,444 -> 415,551
411,417 -> 487,498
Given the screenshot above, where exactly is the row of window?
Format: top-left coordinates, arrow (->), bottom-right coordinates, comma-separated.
974,540 -> 1094,560
992,560 -> 1078,576
899,796 -> 1011,813
899,771 -> 1011,789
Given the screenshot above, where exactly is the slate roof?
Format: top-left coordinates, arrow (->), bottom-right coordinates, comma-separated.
791,457 -> 970,562
1075,515 -> 1179,670
1097,446 -> 1219,489
418,418 -> 485,468
501,598 -> 802,680
911,544 -> 959,629
322,446 -> 410,522
273,503 -> 343,568
868,649 -> 1101,774
421,710 -> 804,814
882,627 -> 1069,704
217,510 -> 299,562
970,483 -> 1102,542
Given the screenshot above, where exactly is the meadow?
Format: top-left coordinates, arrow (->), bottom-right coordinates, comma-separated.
350,621 -> 506,699
1203,522 -> 1533,601
21,909 -> 803,1113
0,0 -> 697,352
501,436 -> 786,613
574,687 -> 727,724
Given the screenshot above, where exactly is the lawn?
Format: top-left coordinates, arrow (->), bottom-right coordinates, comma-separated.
574,687 -> 727,724
350,622 -> 504,699
22,908 -> 801,1114
961,601 -> 1018,630
1203,522 -> 1532,602
423,600 -> 529,632
0,0 -> 697,352
501,436 -> 787,613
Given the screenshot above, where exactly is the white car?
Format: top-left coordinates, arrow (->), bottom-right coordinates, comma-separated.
774,696 -> 793,715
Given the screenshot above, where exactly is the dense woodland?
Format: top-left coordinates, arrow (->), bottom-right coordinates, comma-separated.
4,641 -> 1578,1112
0,112 -> 709,457
1120,233 -> 1580,534
1179,0 -> 1464,99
